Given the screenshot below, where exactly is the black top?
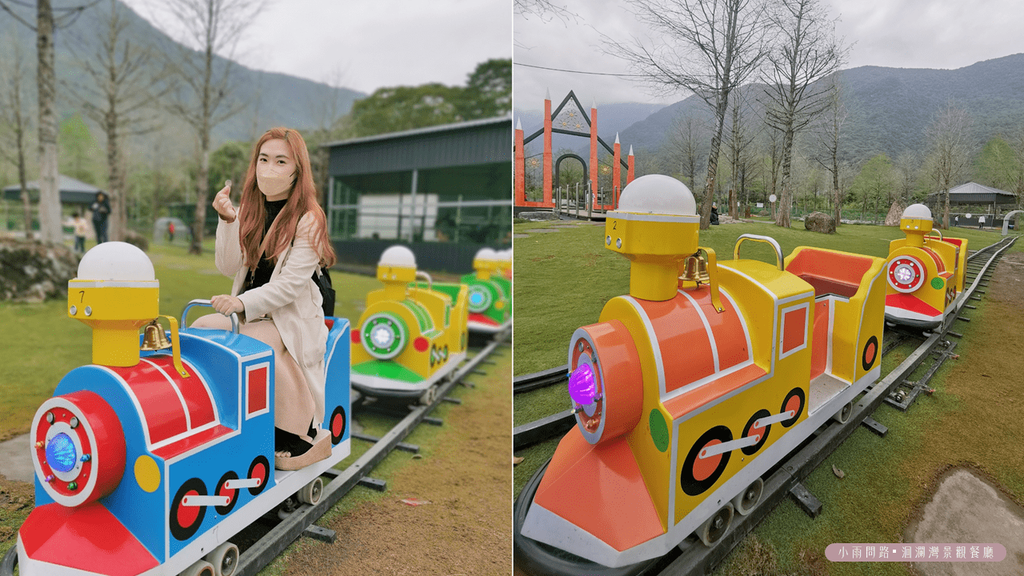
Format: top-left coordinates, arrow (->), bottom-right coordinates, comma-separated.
240,198 -> 288,294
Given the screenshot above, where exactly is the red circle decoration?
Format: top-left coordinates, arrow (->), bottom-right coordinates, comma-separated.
887,256 -> 926,293
780,388 -> 805,428
862,335 -> 880,371
692,440 -> 722,481
681,426 -> 733,497
414,337 -> 429,352
330,406 -> 347,444
170,478 -> 207,541
246,456 -> 270,496
350,330 -> 360,343
214,471 -> 239,515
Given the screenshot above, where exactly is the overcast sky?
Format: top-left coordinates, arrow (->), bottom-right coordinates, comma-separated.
121,0 -> 511,95
514,0 -> 1024,112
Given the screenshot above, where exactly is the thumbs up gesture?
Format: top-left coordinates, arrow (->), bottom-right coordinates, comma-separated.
212,180 -> 236,223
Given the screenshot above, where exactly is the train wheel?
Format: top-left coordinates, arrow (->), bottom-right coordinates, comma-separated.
832,401 -> 853,424
170,478 -> 207,541
204,542 -> 239,576
513,459 -> 658,576
419,386 -> 437,406
214,471 -> 240,515
180,559 -> 215,576
680,426 -> 733,497
741,409 -> 771,455
780,388 -> 805,428
246,455 -> 270,496
298,477 -> 323,505
697,503 -> 734,547
329,406 -> 347,445
731,478 -> 763,516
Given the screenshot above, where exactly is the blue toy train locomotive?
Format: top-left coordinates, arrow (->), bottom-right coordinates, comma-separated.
17,242 -> 352,576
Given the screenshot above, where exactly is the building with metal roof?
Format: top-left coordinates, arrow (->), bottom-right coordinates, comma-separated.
322,116 -> 511,272
928,182 -> 1017,211
3,175 -> 105,206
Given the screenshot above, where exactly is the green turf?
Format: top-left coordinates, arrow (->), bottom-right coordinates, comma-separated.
0,241 -> 380,441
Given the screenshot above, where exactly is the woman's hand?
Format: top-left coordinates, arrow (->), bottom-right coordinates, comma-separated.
211,294 -> 244,316
212,180 -> 237,223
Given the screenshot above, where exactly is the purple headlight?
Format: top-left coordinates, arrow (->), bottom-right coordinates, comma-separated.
568,363 -> 597,405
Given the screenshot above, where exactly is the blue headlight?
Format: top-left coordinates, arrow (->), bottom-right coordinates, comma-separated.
46,433 -> 78,473
470,292 -> 485,307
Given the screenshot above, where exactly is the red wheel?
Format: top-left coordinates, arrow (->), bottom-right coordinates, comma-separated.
780,388 -> 805,428
246,455 -> 269,496
214,471 -> 239,515
681,426 -> 733,497
741,409 -> 771,455
330,406 -> 347,444
170,478 -> 206,541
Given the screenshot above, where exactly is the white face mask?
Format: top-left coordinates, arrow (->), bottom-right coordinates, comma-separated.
256,165 -> 295,199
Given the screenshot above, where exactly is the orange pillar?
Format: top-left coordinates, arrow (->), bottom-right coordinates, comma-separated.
612,133 -> 621,210
515,119 -> 525,206
627,145 -> 635,184
543,91 -> 553,206
589,101 -> 599,208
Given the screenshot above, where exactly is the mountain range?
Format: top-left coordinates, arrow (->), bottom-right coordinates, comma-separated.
0,0 -> 363,158
518,54 -> 1024,167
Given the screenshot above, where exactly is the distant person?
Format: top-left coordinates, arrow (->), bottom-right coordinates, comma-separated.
168,221 -> 175,243
71,212 -> 89,254
979,215 -> 986,229
954,215 -> 959,227
90,192 -> 111,244
710,202 -> 720,225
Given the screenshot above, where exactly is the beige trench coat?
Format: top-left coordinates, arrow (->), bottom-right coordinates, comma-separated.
215,212 -> 328,427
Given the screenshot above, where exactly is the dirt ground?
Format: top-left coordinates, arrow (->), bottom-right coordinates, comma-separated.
278,347 -> 513,576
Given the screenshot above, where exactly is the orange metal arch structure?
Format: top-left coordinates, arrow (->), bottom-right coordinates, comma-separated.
515,90 -> 636,210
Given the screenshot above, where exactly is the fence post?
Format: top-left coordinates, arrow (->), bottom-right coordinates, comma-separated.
588,183 -> 593,220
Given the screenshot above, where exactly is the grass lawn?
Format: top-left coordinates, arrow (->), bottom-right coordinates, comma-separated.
0,240 -> 381,442
512,218 -> 1023,574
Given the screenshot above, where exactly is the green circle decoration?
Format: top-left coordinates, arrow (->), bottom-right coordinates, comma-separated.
649,409 -> 670,452
930,277 -> 944,290
362,313 -> 407,360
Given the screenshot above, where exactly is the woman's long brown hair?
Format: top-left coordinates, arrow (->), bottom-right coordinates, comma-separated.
237,127 -> 337,270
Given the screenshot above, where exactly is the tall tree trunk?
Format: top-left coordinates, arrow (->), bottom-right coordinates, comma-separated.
701,102 -> 728,230
831,152 -> 841,227
775,127 -> 795,227
37,0 -> 61,243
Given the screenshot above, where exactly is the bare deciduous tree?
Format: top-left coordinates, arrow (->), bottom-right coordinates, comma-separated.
761,0 -> 845,227
812,76 -> 847,227
669,113 -> 705,191
727,92 -> 756,217
160,0 -> 263,254
887,151 -> 919,225
66,0 -> 165,242
926,103 -> 974,229
607,0 -> 769,229
36,0 -> 61,243
0,34 -> 34,239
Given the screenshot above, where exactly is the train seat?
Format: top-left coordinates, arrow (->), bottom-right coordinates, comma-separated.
785,248 -> 875,299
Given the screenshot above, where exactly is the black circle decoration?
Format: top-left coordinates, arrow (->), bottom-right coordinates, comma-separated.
170,477 -> 207,541
329,406 -> 347,445
862,335 -> 879,372
780,388 -> 805,428
429,345 -> 436,368
214,471 -> 239,515
681,425 -> 733,497
741,409 -> 772,455
246,455 -> 270,496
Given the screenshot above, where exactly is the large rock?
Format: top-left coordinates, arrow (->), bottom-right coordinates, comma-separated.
0,238 -> 80,302
804,211 -> 836,234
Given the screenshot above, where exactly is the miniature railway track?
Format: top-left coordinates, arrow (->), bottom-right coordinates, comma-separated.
513,236 -> 1017,576
1,330 -> 510,576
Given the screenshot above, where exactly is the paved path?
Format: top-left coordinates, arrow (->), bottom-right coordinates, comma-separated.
908,468 -> 1024,575
0,434 -> 33,483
